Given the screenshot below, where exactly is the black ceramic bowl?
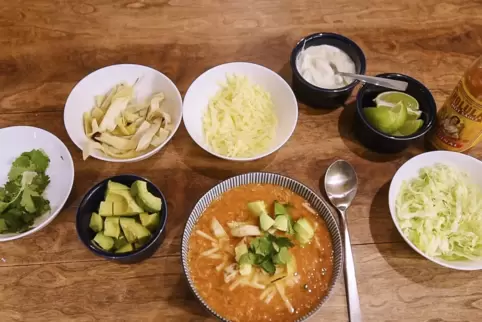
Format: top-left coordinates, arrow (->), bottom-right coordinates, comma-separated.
76,175 -> 168,264
355,73 -> 437,153
290,32 -> 366,108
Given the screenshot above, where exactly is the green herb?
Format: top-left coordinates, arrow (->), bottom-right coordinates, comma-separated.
0,149 -> 51,233
245,233 -> 295,275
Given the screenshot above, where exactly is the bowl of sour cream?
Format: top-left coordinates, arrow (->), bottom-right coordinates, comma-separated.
290,32 -> 366,108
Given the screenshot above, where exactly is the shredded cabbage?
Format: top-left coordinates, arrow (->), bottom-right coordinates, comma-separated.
396,163 -> 482,261
202,74 -> 277,158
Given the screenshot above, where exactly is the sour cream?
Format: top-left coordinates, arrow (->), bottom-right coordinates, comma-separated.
296,44 -> 356,89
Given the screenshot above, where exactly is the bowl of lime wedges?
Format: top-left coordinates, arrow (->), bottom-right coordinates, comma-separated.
354,73 -> 436,153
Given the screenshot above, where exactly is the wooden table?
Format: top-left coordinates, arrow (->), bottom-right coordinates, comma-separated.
1,1 -> 481,321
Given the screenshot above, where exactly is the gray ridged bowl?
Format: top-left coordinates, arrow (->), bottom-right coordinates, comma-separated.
181,172 -> 343,321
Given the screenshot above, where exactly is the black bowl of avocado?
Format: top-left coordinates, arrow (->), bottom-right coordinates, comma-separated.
76,175 -> 168,264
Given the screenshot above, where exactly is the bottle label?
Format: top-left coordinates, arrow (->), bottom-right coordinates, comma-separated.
431,78 -> 482,152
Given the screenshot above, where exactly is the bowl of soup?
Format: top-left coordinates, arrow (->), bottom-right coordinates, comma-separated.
181,172 -> 343,322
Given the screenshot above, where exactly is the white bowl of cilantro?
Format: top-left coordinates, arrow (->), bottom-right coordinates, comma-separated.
389,151 -> 482,270
0,126 -> 74,242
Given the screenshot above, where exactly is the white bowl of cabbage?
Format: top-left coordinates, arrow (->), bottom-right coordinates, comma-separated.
389,151 -> 482,270
182,62 -> 298,161
64,64 -> 183,162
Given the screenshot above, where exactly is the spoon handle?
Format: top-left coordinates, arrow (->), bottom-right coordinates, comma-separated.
339,209 -> 362,322
337,72 -> 408,91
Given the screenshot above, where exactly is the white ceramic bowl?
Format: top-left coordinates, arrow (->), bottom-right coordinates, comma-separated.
182,62 -> 298,161
64,64 -> 183,162
0,126 -> 74,242
389,151 -> 482,270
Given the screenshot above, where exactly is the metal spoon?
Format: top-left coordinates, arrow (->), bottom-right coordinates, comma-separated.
324,160 -> 361,322
329,62 -> 408,91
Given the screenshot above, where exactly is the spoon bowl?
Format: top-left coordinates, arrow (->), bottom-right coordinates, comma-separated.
325,160 -> 358,210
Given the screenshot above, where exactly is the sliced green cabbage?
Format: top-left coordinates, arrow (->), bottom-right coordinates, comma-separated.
396,164 -> 482,261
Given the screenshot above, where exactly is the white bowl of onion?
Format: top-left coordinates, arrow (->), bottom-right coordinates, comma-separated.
64,64 -> 183,162
182,62 -> 298,161
389,151 -> 482,270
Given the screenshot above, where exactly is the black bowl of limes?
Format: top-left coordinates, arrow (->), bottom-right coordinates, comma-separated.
354,73 -> 437,153
76,175 -> 168,264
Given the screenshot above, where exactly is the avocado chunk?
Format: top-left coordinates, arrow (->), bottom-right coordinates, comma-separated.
119,217 -> 151,244
247,200 -> 267,217
132,180 -> 162,212
134,240 -> 147,249
105,193 -> 125,203
274,215 -> 289,232
259,213 -> 275,231
139,212 -> 160,232
273,247 -> 292,265
114,235 -> 128,249
294,218 -> 314,245
274,201 -> 288,216
104,217 -> 121,238
235,242 -> 248,262
98,201 -> 114,216
239,263 -> 252,276
109,190 -> 143,215
92,232 -> 114,251
106,180 -> 129,194
115,243 -> 134,253
89,212 -> 104,232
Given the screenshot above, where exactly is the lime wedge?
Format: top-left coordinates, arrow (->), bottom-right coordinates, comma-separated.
374,91 -> 419,112
393,119 -> 424,136
363,101 -> 407,134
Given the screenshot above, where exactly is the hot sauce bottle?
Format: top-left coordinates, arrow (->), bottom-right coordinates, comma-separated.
429,56 -> 482,152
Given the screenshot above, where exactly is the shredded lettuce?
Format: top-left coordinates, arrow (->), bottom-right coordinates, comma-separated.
396,163 -> 482,261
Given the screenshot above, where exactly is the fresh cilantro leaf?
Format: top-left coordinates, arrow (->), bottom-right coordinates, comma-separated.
0,218 -> 7,232
0,188 -> 5,202
259,257 -> 276,275
8,156 -> 35,180
273,236 -> 294,248
33,196 -> 50,215
25,149 -> 50,172
239,252 -> 259,265
0,202 -> 8,214
20,187 -> 38,213
250,236 -> 274,256
29,172 -> 50,194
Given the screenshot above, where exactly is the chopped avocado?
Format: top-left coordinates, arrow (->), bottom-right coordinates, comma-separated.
114,235 -> 128,249
294,218 -> 314,244
274,215 -> 289,232
134,240 -> 147,249
273,247 -> 291,265
98,201 -> 114,216
89,212 -> 104,232
0,218 -> 7,232
132,180 -> 162,212
119,217 -> 137,243
247,200 -> 267,217
119,217 -> 151,244
105,193 -> 125,203
110,190 -> 143,215
235,243 -> 248,262
104,217 -> 121,238
92,232 -> 114,251
274,201 -> 288,216
106,181 -> 129,194
259,213 -> 275,231
239,263 -> 252,276
115,243 -> 134,253
287,255 -> 297,275
139,212 -> 160,232
239,252 -> 257,265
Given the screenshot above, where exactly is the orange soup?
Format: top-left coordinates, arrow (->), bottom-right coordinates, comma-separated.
188,184 -> 334,322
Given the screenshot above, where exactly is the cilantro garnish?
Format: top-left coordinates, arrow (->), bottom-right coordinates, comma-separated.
0,149 -> 51,233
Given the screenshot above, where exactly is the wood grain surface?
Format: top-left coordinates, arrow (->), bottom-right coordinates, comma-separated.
1,0 -> 482,321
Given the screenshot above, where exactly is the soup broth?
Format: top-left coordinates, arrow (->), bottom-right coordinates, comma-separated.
188,184 -> 334,322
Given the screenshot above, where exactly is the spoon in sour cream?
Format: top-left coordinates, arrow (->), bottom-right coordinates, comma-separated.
329,63 -> 408,91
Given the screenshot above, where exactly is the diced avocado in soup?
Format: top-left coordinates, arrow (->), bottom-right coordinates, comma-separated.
88,180 -> 162,254
188,184 -> 334,322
